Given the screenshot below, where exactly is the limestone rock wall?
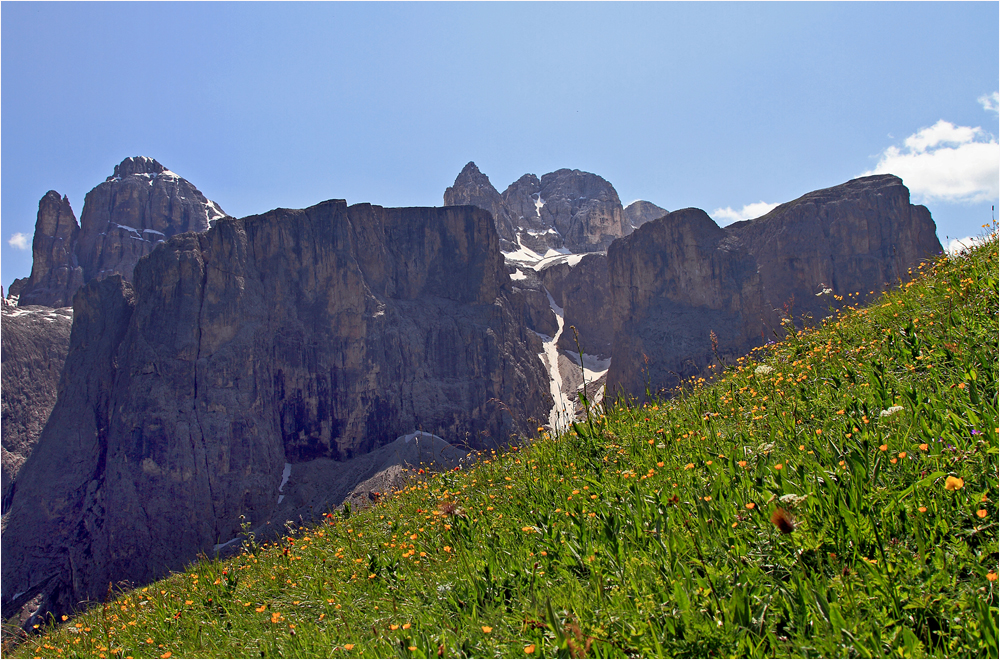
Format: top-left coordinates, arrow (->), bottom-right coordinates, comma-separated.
537,254 -> 613,357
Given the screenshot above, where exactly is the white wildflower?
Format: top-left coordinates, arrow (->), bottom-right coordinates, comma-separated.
779,493 -> 807,507
816,288 -> 833,296
880,406 -> 904,418
754,365 -> 774,375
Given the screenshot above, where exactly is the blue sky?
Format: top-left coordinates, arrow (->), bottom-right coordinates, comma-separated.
3,2 -> 998,290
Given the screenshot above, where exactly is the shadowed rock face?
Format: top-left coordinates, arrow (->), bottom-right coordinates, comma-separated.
1,200 -> 550,624
537,254 -> 613,357
0,300 -> 73,514
9,157 -> 227,307
606,175 -> 942,400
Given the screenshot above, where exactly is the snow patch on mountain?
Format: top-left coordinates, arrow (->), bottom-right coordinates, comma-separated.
535,288 -> 574,431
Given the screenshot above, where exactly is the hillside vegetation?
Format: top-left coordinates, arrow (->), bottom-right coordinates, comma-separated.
7,227 -> 997,659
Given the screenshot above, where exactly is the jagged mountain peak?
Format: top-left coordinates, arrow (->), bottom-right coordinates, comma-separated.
445,162 -> 666,257
10,157 -> 227,307
109,156 -> 167,181
456,161 -> 485,179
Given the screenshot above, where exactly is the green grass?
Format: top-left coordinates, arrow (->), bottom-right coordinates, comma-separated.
7,227 -> 998,659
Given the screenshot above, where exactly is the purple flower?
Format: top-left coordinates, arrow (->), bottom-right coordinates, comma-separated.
971,429 -> 983,435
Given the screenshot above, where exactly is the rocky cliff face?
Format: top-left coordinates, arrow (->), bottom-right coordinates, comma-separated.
9,157 -> 227,307
606,208 -> 765,401
0,300 -> 73,515
606,175 -> 942,400
528,169 -> 630,253
1,200 -> 550,624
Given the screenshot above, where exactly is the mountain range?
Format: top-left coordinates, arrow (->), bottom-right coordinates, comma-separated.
1,156 -> 941,627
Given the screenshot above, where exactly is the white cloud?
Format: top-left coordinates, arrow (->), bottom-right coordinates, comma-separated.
903,121 -> 980,152
863,119 -> 999,204
945,235 -> 986,255
7,233 -> 30,250
980,91 -> 999,114
711,200 -> 780,225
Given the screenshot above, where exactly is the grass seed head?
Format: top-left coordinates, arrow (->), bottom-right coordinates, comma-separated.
770,507 -> 795,534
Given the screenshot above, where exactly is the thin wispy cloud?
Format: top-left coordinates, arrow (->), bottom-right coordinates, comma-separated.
7,233 -> 30,250
711,201 -> 780,225
980,91 -> 999,114
863,96 -> 999,204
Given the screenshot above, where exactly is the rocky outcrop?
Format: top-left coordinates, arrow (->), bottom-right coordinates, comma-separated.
0,301 -> 73,515
624,200 -> 668,230
9,157 -> 227,307
1,200 -> 550,624
606,175 -> 942,401
505,253 -> 613,430
8,193 -> 84,307
501,169 -> 629,253
508,252 -> 613,356
445,163 -> 664,255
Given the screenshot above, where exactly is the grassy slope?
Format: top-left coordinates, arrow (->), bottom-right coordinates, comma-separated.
7,229 -> 998,659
